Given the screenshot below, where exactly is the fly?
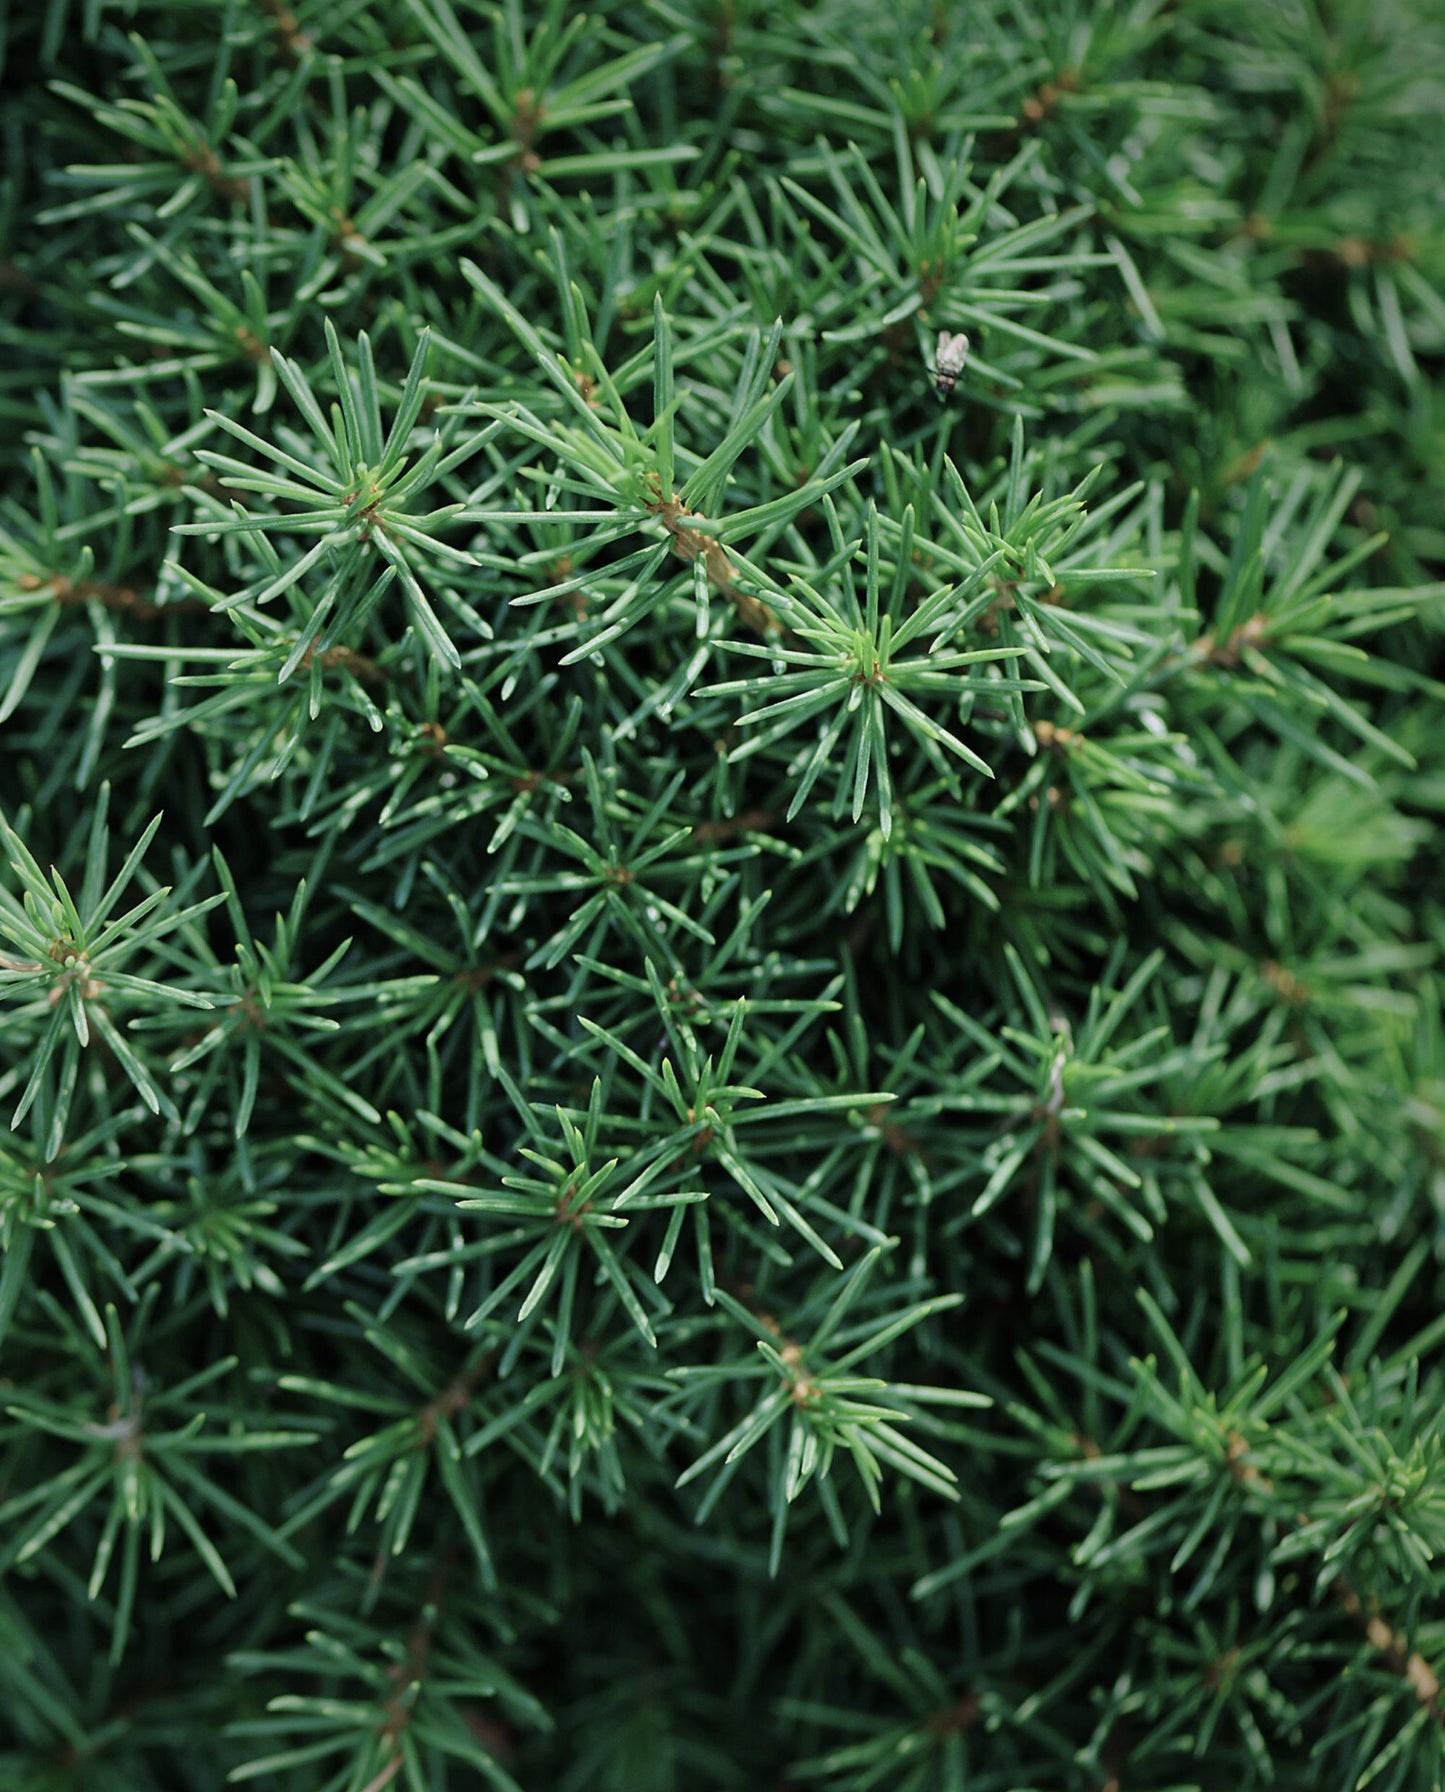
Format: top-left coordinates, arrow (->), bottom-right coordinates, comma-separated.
934,330 -> 969,397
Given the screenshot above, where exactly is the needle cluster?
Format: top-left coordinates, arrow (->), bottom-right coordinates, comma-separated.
2,2 -> 1444,1788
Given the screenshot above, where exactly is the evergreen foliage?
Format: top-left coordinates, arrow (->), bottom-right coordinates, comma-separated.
2,1 -> 1444,1786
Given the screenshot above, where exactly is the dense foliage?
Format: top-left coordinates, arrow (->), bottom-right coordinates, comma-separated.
2,1 -> 1444,1786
